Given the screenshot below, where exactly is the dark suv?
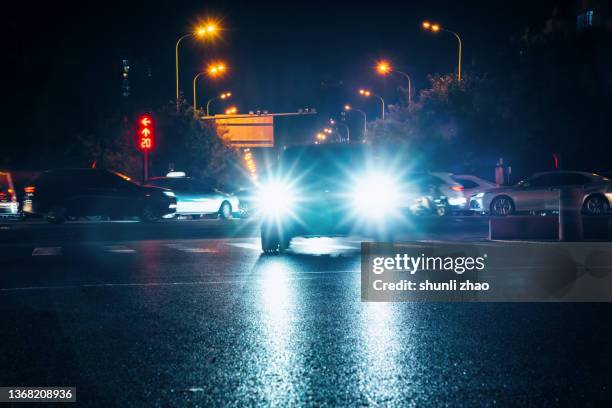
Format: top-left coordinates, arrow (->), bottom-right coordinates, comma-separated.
22,169 -> 176,223
257,145 -> 420,253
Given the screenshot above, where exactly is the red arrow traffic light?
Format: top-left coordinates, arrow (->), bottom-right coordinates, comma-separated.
137,115 -> 154,152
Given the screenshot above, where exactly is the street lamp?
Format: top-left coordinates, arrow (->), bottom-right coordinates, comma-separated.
207,62 -> 227,77
193,62 -> 228,115
206,92 -> 232,116
225,106 -> 238,115
422,20 -> 462,81
375,60 -> 413,106
175,21 -> 220,110
344,104 -> 367,140
358,89 -> 385,120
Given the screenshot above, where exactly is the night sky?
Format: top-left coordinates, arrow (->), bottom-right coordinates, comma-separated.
3,0 -> 561,165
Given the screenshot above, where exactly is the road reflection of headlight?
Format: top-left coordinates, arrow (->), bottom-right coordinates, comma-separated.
257,181 -> 296,217
351,172 -> 399,217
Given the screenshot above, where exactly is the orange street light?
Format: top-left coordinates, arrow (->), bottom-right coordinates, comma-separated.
175,20 -> 222,110
376,60 -> 392,75
207,62 -> 227,77
374,59 -> 412,106
206,92 -> 233,116
422,20 -> 462,81
358,88 -> 385,120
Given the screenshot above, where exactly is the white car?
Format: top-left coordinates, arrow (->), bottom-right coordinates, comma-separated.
450,174 -> 497,211
145,176 -> 239,219
470,171 -> 612,216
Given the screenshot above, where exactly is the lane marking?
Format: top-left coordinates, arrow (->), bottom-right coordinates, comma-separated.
163,243 -> 216,253
103,245 -> 136,253
226,242 -> 261,251
32,247 -> 62,256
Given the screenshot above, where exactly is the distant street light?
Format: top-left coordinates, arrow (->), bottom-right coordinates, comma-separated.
175,21 -> 220,110
193,62 -> 228,115
358,89 -> 385,120
206,92 -> 232,116
344,104 -> 367,140
207,62 -> 227,77
376,60 -> 413,107
422,20 -> 462,81
225,106 -> 238,115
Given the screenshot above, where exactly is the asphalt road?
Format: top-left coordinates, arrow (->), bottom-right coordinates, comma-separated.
1,217 -> 611,406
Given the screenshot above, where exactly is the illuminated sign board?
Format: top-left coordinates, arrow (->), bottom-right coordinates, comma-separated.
137,115 -> 154,151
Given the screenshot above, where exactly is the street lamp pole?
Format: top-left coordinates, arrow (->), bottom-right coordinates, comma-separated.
192,72 -> 206,114
394,70 -> 412,106
344,105 -> 367,140
442,28 -> 462,81
175,33 -> 192,111
374,94 -> 385,120
422,22 -> 462,81
205,92 -> 231,116
206,96 -> 219,117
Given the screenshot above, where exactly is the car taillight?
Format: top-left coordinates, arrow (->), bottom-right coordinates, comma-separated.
24,186 -> 36,194
451,185 -> 464,192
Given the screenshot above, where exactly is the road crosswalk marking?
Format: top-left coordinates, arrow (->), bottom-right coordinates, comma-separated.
103,245 -> 136,253
32,247 -> 63,256
163,243 -> 217,253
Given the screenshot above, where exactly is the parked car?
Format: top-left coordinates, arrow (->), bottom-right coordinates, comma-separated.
469,171 -> 612,216
450,174 -> 497,212
0,171 -> 20,218
22,169 -> 176,223
145,175 -> 238,219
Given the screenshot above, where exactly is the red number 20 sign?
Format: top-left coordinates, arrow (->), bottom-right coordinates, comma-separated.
137,115 -> 154,152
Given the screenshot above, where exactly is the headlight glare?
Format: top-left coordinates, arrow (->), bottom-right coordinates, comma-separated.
351,172 -> 398,217
257,181 -> 296,217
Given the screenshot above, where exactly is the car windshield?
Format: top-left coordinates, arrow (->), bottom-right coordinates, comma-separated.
278,145 -> 372,181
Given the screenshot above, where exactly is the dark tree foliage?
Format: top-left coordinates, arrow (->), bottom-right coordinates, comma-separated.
369,28 -> 612,179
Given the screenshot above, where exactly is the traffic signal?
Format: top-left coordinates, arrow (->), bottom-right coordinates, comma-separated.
137,114 -> 154,152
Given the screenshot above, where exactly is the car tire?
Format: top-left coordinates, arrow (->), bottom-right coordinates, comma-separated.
436,206 -> 448,217
583,194 -> 610,216
46,206 -> 67,224
140,204 -> 159,223
490,196 -> 515,216
219,201 -> 232,220
261,229 -> 291,254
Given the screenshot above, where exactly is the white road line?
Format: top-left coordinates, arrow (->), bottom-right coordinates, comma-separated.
103,245 -> 136,253
226,242 -> 261,251
32,247 -> 63,256
163,243 -> 216,253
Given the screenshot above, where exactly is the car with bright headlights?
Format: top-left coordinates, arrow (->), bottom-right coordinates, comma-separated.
469,171 -> 612,216
257,145 -> 420,253
145,175 -> 238,219
22,168 -> 177,223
